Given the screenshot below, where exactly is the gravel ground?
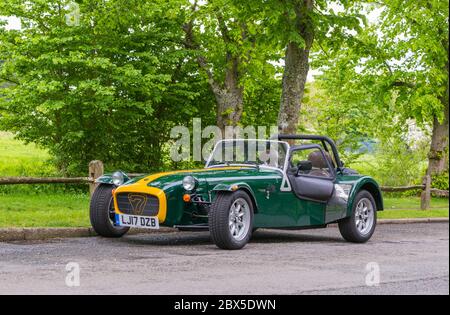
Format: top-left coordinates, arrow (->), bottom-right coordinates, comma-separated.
0,223 -> 448,295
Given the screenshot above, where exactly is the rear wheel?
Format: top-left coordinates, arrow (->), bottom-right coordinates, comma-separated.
90,184 -> 129,237
338,190 -> 377,243
209,190 -> 254,250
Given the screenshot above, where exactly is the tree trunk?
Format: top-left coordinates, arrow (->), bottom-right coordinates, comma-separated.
427,29 -> 449,178
214,56 -> 243,132
183,17 -> 244,133
427,97 -> 449,176
215,88 -> 243,132
278,43 -> 310,134
278,0 -> 314,134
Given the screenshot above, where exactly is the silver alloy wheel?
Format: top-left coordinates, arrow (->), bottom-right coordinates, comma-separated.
228,198 -> 251,241
355,197 -> 375,235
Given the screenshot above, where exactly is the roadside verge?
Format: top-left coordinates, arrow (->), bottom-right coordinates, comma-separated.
0,218 -> 448,242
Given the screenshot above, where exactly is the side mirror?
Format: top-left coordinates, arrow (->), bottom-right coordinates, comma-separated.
296,160 -> 312,175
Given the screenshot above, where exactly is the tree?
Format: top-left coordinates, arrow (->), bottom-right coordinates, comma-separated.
375,0 -> 448,177
254,0 -> 363,134
182,0 -> 280,131
277,0 -> 314,135
315,0 -> 449,177
300,81 -> 381,163
0,0 -> 206,174
0,0 -> 283,174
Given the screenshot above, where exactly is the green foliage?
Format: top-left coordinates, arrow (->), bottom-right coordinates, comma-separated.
0,0 -> 447,185
184,0 -> 283,128
350,136 -> 428,187
188,0 -> 278,83
431,171 -> 449,191
302,82 -> 384,164
0,0 -> 215,175
311,0 -> 449,181
0,0 -> 284,174
241,70 -> 282,127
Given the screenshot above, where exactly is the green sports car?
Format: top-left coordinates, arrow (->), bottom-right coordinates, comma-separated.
90,134 -> 383,250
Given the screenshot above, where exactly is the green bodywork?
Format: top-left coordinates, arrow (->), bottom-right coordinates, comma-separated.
99,167 -> 383,229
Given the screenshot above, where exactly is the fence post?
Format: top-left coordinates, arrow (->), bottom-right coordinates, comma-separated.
89,160 -> 104,196
420,175 -> 431,210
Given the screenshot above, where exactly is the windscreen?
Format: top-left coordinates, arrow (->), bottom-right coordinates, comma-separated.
206,140 -> 288,170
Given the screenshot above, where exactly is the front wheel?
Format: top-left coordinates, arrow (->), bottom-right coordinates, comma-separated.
90,184 -> 129,237
338,190 -> 377,243
209,190 -> 254,250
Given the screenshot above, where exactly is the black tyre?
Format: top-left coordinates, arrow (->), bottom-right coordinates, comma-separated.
338,190 -> 377,243
209,190 -> 254,250
90,184 -> 129,237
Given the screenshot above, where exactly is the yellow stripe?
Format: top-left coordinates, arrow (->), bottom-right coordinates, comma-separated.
114,166 -> 245,223
138,166 -> 246,184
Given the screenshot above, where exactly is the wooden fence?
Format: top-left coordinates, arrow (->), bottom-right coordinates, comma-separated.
0,160 -> 448,210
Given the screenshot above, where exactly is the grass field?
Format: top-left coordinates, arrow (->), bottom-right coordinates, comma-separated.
379,196 -> 448,219
0,193 -> 90,227
0,193 -> 447,227
0,132 -> 448,228
0,131 -> 56,177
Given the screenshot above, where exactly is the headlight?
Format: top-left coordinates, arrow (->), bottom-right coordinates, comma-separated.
182,175 -> 197,191
112,171 -> 125,186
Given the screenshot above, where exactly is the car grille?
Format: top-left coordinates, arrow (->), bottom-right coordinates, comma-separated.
116,193 -> 159,216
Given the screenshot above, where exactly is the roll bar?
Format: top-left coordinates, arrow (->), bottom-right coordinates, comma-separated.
271,134 -> 343,169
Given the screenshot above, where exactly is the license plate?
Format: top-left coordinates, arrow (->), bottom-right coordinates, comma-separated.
115,214 -> 159,229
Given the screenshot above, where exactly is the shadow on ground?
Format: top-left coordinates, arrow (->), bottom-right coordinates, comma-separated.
118,229 -> 344,247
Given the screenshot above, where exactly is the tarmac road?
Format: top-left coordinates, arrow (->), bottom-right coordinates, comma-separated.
0,223 -> 448,295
